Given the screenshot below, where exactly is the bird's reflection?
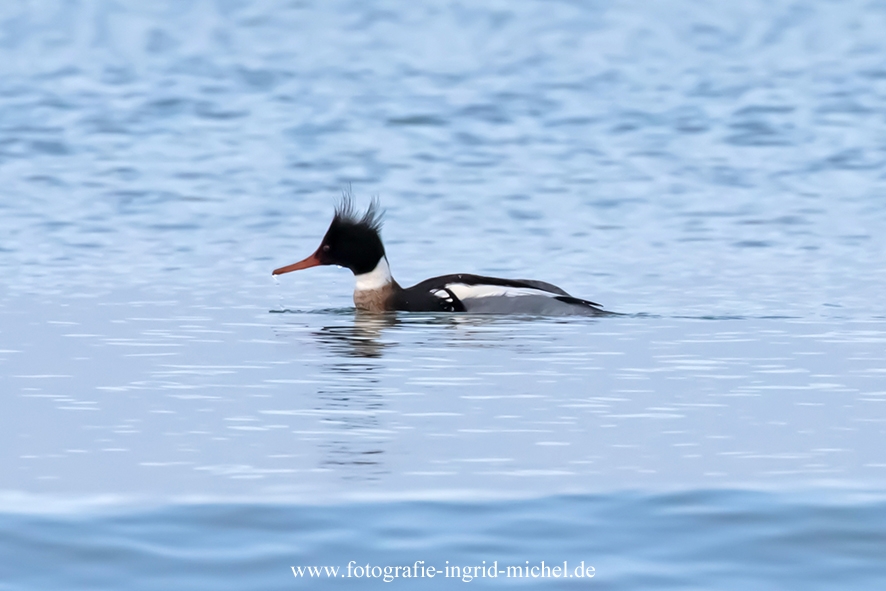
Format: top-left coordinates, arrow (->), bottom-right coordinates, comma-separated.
287,312 -> 400,481
308,310 -> 516,357
272,309 -> 570,483
311,311 -> 399,358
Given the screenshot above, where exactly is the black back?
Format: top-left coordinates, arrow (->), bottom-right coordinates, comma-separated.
395,273 -> 604,313
407,273 -> 572,297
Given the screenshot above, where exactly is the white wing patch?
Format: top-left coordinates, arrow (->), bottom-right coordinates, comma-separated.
443,283 -> 558,301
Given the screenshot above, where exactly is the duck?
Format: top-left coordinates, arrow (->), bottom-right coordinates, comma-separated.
273,197 -> 611,316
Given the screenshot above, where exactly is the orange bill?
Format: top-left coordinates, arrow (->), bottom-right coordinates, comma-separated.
272,251 -> 323,275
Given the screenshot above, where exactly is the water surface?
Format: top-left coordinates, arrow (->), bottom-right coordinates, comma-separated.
2,0 -> 886,588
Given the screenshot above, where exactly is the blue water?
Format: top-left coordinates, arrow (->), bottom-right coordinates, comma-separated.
3,0 -> 886,588
4,493 -> 886,590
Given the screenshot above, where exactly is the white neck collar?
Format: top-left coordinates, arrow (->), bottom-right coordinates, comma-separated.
354,257 -> 393,291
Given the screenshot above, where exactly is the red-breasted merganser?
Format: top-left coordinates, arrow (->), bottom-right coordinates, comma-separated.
273,198 -> 610,315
